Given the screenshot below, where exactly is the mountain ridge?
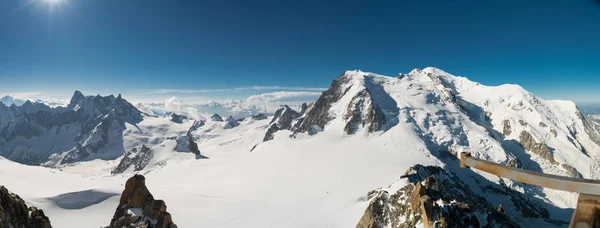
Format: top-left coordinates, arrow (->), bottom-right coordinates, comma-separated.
0,67 -> 599,227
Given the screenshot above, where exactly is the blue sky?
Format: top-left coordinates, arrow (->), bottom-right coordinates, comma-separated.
0,0 -> 599,104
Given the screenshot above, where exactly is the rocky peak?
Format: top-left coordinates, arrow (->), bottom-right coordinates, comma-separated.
0,95 -> 12,102
68,90 -> 86,108
174,122 -> 201,155
343,88 -> 385,134
270,106 -> 299,126
108,175 -> 177,228
210,114 -> 223,122
67,91 -> 142,123
293,71 -> 356,134
16,100 -> 52,114
0,90 -> 144,166
291,70 -> 393,136
0,95 -> 26,106
224,116 -> 240,129
189,120 -> 205,131
263,105 -> 300,142
0,186 -> 52,228
22,100 -> 33,107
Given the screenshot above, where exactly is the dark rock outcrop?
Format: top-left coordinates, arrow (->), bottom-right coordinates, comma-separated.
502,120 -> 512,136
263,106 -> 299,142
561,164 -> 582,178
68,90 -> 86,108
293,72 -> 353,134
112,145 -> 153,174
251,113 -> 268,120
550,128 -> 558,137
506,157 -> 523,168
174,123 -> 201,155
0,186 -> 52,228
357,165 -> 518,228
518,119 -> 528,126
263,125 -> 278,142
108,175 -> 177,228
343,88 -> 385,134
189,120 -> 205,131
210,114 -> 223,122
169,113 -> 187,124
519,131 -> 557,164
223,116 -> 240,129
299,103 -> 309,116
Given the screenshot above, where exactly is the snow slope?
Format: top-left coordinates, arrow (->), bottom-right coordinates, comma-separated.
1,115 -> 435,227
0,67 -> 599,227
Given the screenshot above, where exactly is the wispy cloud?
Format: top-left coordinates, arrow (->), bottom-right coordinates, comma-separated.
246,91 -> 322,103
135,86 -> 327,94
147,91 -> 322,118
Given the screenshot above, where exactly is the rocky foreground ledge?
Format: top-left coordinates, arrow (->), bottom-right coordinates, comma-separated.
0,186 -> 52,228
357,165 -> 516,228
1,174 -> 177,228
107,174 -> 178,228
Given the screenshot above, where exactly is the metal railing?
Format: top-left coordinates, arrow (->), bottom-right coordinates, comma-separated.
460,152 -> 600,228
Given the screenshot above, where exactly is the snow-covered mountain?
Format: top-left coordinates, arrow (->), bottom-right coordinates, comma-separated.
0,67 -> 599,227
262,67 -> 600,226
0,95 -> 67,108
0,91 -> 143,166
0,95 -> 27,106
144,99 -> 305,120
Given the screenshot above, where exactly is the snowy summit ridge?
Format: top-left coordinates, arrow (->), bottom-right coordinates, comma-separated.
0,67 -> 599,227
258,67 -> 600,226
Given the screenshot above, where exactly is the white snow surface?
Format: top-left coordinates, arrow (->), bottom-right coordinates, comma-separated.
1,67 -> 599,227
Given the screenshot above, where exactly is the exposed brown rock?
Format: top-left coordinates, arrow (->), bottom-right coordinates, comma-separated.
108,175 -> 177,228
343,88 -> 386,134
539,122 -> 547,128
519,131 -> 557,165
484,111 -> 492,121
503,120 -> 512,136
294,72 -> 353,134
0,186 -> 52,228
357,165 -> 519,228
518,119 -> 528,126
506,158 -> 523,168
561,164 -> 582,178
550,128 -> 558,137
